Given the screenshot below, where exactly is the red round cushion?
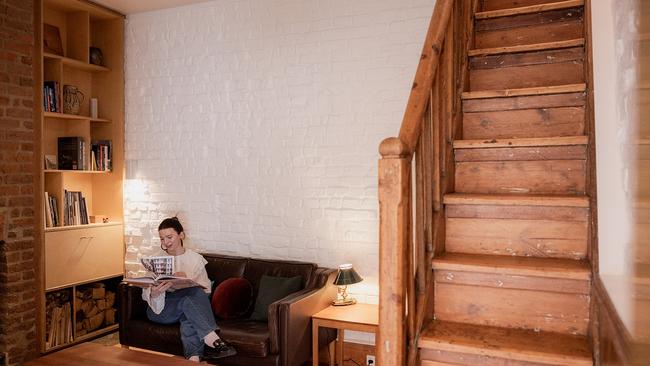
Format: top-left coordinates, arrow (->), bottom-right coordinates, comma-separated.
211,277 -> 253,319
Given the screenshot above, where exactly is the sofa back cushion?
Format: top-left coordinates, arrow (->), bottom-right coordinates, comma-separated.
249,275 -> 302,321
203,253 -> 247,288
243,258 -> 317,300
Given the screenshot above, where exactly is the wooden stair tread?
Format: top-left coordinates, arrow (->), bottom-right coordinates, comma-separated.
419,320 -> 592,365
453,136 -> 587,149
444,193 -> 589,207
462,83 -> 586,100
433,253 -> 590,280
468,38 -> 585,57
475,0 -> 584,19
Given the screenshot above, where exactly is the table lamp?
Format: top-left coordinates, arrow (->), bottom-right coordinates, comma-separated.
332,263 -> 363,306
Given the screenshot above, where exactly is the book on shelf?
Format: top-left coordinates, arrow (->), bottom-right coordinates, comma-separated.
43,81 -> 60,113
63,190 -> 89,226
58,136 -> 86,170
44,192 -> 60,228
91,140 -> 112,171
123,256 -> 205,290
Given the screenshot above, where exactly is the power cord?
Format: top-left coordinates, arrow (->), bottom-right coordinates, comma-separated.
343,358 -> 363,366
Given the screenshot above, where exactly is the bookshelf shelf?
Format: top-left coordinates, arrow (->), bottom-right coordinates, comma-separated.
44,52 -> 110,73
39,0 -> 125,354
44,221 -> 122,233
44,111 -> 111,123
44,169 -> 111,174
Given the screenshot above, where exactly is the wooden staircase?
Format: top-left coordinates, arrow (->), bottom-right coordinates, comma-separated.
418,0 -> 594,365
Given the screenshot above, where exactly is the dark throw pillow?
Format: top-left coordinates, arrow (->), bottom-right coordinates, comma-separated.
249,275 -> 302,321
211,277 -> 254,319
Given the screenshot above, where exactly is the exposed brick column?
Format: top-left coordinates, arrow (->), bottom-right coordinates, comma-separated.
0,0 -> 39,365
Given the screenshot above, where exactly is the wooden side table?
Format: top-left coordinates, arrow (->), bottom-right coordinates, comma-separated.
312,303 -> 378,366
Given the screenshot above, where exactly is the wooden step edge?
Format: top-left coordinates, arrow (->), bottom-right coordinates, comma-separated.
461,83 -> 586,100
419,331 -> 593,366
432,253 -> 590,280
418,320 -> 593,366
443,193 -> 589,207
475,0 -> 584,20
453,136 -> 588,149
468,38 -> 585,57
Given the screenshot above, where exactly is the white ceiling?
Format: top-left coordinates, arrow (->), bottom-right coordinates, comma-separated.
92,0 -> 213,15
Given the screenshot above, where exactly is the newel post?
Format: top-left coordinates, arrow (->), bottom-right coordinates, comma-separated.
377,137 -> 410,366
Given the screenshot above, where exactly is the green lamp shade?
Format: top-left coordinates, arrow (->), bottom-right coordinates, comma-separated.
333,264 -> 363,286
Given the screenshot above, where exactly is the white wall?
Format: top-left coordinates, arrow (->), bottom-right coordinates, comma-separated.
591,0 -> 639,329
123,0 -> 435,319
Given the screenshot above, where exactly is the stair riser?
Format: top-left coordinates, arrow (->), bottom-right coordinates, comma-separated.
476,8 -> 583,32
479,0 -> 566,12
455,145 -> 586,162
447,204 -> 588,221
475,8 -> 583,49
469,47 -> 584,91
463,107 -> 585,139
435,269 -> 589,295
463,92 -> 585,113
470,62 -> 584,91
420,348 -> 556,366
471,47 -> 584,70
434,282 -> 590,335
446,217 -> 588,259
455,160 -> 586,195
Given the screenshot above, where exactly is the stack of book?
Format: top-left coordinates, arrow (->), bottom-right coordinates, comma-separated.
91,140 -> 112,171
58,136 -> 86,170
64,190 -> 89,226
43,81 -> 61,113
44,192 -> 60,228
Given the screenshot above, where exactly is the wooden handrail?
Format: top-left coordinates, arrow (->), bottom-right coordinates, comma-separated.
397,0 -> 454,155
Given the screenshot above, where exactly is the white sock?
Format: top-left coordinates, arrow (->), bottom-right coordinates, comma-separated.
204,331 -> 221,347
188,355 -> 200,362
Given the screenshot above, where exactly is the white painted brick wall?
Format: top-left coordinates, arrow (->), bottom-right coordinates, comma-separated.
124,0 -> 434,316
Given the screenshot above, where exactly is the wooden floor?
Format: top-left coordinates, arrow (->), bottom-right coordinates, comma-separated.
24,343 -> 193,366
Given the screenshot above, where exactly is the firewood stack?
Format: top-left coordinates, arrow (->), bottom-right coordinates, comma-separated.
75,283 -> 116,336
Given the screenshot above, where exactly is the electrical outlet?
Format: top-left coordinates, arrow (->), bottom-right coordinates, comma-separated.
366,354 -> 375,366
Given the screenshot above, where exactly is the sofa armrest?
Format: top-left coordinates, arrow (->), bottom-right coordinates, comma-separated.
277,267 -> 337,366
118,282 -> 148,345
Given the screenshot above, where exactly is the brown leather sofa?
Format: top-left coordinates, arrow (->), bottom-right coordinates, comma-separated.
118,253 -> 338,366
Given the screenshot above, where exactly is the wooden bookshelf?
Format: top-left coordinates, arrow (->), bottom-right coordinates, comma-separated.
37,0 -> 125,353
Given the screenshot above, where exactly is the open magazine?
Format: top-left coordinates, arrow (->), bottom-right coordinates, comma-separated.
123,256 -> 206,290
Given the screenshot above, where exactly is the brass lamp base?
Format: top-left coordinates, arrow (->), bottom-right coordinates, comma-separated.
332,298 -> 357,306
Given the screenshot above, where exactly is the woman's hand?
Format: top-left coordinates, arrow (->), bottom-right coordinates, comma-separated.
173,271 -> 187,278
150,281 -> 172,298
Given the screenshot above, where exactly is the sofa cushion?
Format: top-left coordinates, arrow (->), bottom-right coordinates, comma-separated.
211,277 -> 253,319
249,275 -> 302,321
219,319 -> 271,358
243,258 -> 316,300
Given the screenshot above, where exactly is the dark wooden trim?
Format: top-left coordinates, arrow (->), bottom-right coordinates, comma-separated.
593,276 -> 631,365
34,0 -> 46,356
583,1 -> 601,361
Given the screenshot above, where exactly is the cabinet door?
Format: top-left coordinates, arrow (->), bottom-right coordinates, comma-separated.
45,224 -> 124,289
